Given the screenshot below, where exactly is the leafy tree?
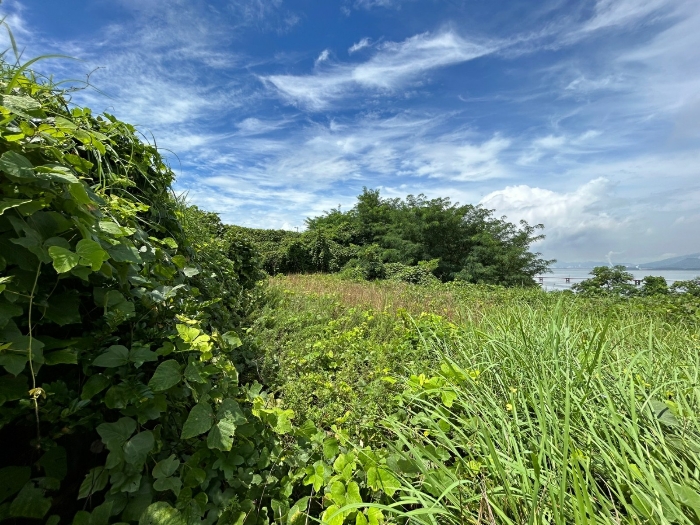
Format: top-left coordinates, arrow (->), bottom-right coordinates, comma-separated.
572,266 -> 637,296
306,188 -> 553,286
671,277 -> 700,297
639,275 -> 669,296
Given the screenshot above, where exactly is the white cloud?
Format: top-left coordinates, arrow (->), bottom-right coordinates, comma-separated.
236,117 -> 290,135
348,37 -> 372,54
479,178 -> 629,261
480,178 -> 620,237
315,49 -> 330,66
264,31 -> 497,109
405,137 -> 511,181
580,0 -> 672,33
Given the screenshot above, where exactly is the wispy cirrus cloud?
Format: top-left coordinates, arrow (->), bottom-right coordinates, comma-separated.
263,31 -> 498,109
348,37 -> 372,54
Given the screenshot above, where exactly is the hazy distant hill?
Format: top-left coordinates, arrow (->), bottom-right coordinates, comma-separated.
640,253 -> 700,270
551,261 -> 636,269
552,253 -> 700,270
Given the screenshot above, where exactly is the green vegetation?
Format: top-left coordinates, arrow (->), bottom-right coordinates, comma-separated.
255,275 -> 700,524
2,49 -> 700,525
229,188 -> 553,286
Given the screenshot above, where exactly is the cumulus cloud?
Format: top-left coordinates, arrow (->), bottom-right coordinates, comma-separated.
481,178 -> 620,236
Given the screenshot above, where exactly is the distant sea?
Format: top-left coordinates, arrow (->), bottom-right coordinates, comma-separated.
536,268 -> 700,291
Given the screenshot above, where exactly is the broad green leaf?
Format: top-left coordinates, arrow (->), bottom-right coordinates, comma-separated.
69,182 -> 93,205
323,438 -> 339,460
206,418 -> 237,451
153,455 -> 180,478
139,502 -> 186,525
108,242 -> 141,263
48,246 -> 79,273
1,95 -> 41,116
85,502 -> 113,525
222,331 -> 242,349
0,151 -> 34,180
272,408 -> 294,434
9,482 -> 51,519
78,467 -> 110,499
181,403 -> 215,439
356,512 -> 368,525
176,324 -> 200,344
98,220 -> 123,235
303,463 -> 326,492
346,482 -> 362,505
76,238 -> 109,270
366,467 -> 400,496
183,467 -> 206,488
184,362 -> 206,383
367,508 -> 384,525
153,477 -> 182,496
93,345 -> 129,367
182,267 -> 199,277
0,199 -> 32,216
650,399 -> 679,427
124,431 -> 155,465
81,374 -> 110,400
441,389 -> 457,407
218,399 -> 247,425
328,481 -> 346,506
43,349 -> 77,365
129,346 -> 158,368
148,360 -> 181,391
321,505 -> 345,525
171,254 -> 187,268
35,164 -> 79,184
97,417 -> 136,450
64,153 -> 94,174
111,469 -> 142,493
0,467 -> 30,503
0,375 -> 28,406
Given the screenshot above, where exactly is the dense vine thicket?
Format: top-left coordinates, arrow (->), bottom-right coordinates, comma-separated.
231,188 -> 553,286
0,57 -> 278,523
0,55 -> 412,525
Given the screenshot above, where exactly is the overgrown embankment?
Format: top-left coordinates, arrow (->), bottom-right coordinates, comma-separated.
251,274 -> 700,523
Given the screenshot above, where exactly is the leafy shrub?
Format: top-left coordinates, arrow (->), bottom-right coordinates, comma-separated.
227,226 -> 357,276
385,259 -> 440,285
572,265 -> 637,296
0,57 -> 303,524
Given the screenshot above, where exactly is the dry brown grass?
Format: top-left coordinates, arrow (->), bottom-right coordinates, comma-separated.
269,274 -> 467,321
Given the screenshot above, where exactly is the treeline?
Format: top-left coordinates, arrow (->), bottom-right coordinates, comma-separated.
573,265 -> 700,297
227,188 -> 553,286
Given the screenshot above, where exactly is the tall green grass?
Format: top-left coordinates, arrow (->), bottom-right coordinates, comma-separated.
370,301 -> 700,524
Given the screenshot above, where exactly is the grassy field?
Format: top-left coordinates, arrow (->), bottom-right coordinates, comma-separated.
252,274 -> 700,524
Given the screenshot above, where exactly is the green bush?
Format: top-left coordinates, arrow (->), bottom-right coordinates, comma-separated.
0,57 -> 299,524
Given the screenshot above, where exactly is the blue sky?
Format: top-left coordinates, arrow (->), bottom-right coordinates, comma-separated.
2,0 -> 700,263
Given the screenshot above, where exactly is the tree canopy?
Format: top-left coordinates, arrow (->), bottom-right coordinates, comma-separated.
304,188 -> 553,286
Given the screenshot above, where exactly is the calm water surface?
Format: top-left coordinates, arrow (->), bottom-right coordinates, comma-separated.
536,268 -> 700,291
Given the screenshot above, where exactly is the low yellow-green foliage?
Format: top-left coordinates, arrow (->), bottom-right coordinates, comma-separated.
254,274 -> 700,524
